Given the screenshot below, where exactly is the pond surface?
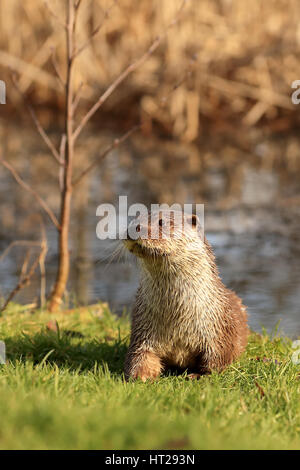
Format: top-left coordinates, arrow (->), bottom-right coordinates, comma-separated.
0,121 -> 300,337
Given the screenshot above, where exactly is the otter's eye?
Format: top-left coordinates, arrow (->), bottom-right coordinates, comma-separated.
188,214 -> 198,228
158,218 -> 164,227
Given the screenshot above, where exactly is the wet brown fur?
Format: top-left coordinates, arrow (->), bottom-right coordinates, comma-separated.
124,210 -> 249,381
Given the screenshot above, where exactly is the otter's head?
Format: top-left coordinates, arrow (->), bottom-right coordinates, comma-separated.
123,210 -> 205,269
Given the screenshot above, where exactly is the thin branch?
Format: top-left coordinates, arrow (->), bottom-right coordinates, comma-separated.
75,0 -> 82,11
0,159 -> 61,230
44,0 -> 67,30
72,82 -> 83,112
74,24 -> 104,58
73,0 -> 118,58
73,125 -> 140,186
59,133 -> 67,161
160,66 -> 194,106
11,75 -> 62,165
0,240 -> 42,263
51,48 -> 66,89
39,240 -> 47,309
38,218 -> 48,309
20,249 -> 32,278
0,242 -> 47,313
73,39 -> 159,140
73,0 -> 188,141
27,107 -> 62,164
0,217 -> 48,312
59,134 -> 66,191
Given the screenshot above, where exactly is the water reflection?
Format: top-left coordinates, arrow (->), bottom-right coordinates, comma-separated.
1,122 -> 299,337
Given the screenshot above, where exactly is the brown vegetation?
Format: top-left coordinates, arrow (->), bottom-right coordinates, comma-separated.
0,0 -> 189,311
0,0 -> 300,137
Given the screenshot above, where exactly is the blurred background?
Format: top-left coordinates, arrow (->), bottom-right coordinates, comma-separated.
0,0 -> 300,336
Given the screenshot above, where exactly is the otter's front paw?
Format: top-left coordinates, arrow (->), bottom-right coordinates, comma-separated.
126,351 -> 162,382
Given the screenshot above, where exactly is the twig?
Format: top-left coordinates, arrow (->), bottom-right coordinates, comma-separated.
51,48 -> 66,89
27,106 -> 62,164
39,241 -> 47,309
38,219 -> 48,309
0,217 -> 48,312
73,0 -> 118,58
141,60 -> 196,124
72,82 -> 83,112
11,75 -> 62,165
75,0 -> 82,11
44,0 -> 67,30
59,134 -> 66,192
0,240 -> 42,263
0,158 -> 60,230
0,242 -> 47,313
59,133 -> 67,161
73,0 -> 188,141
160,65 -> 195,106
20,249 -> 32,278
73,124 -> 140,186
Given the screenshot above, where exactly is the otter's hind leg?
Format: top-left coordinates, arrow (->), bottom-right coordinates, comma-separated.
124,348 -> 162,382
195,339 -> 244,374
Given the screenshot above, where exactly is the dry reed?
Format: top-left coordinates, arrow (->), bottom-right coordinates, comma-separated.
0,0 -> 300,138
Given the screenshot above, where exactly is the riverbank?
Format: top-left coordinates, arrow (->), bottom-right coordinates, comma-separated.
0,303 -> 299,450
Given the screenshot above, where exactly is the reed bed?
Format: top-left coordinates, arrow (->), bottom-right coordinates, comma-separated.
0,0 -> 300,137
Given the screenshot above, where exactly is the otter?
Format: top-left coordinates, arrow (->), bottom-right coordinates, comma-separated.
123,210 -> 248,381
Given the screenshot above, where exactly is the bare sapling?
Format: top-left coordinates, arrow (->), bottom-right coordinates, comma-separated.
0,219 -> 47,313
0,0 -> 189,312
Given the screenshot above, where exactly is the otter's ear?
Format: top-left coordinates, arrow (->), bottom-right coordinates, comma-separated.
186,214 -> 199,229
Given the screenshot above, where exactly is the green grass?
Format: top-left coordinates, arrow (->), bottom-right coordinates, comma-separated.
0,303 -> 299,450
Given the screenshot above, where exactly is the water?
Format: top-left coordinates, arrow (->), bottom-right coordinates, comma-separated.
1,121 -> 300,337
